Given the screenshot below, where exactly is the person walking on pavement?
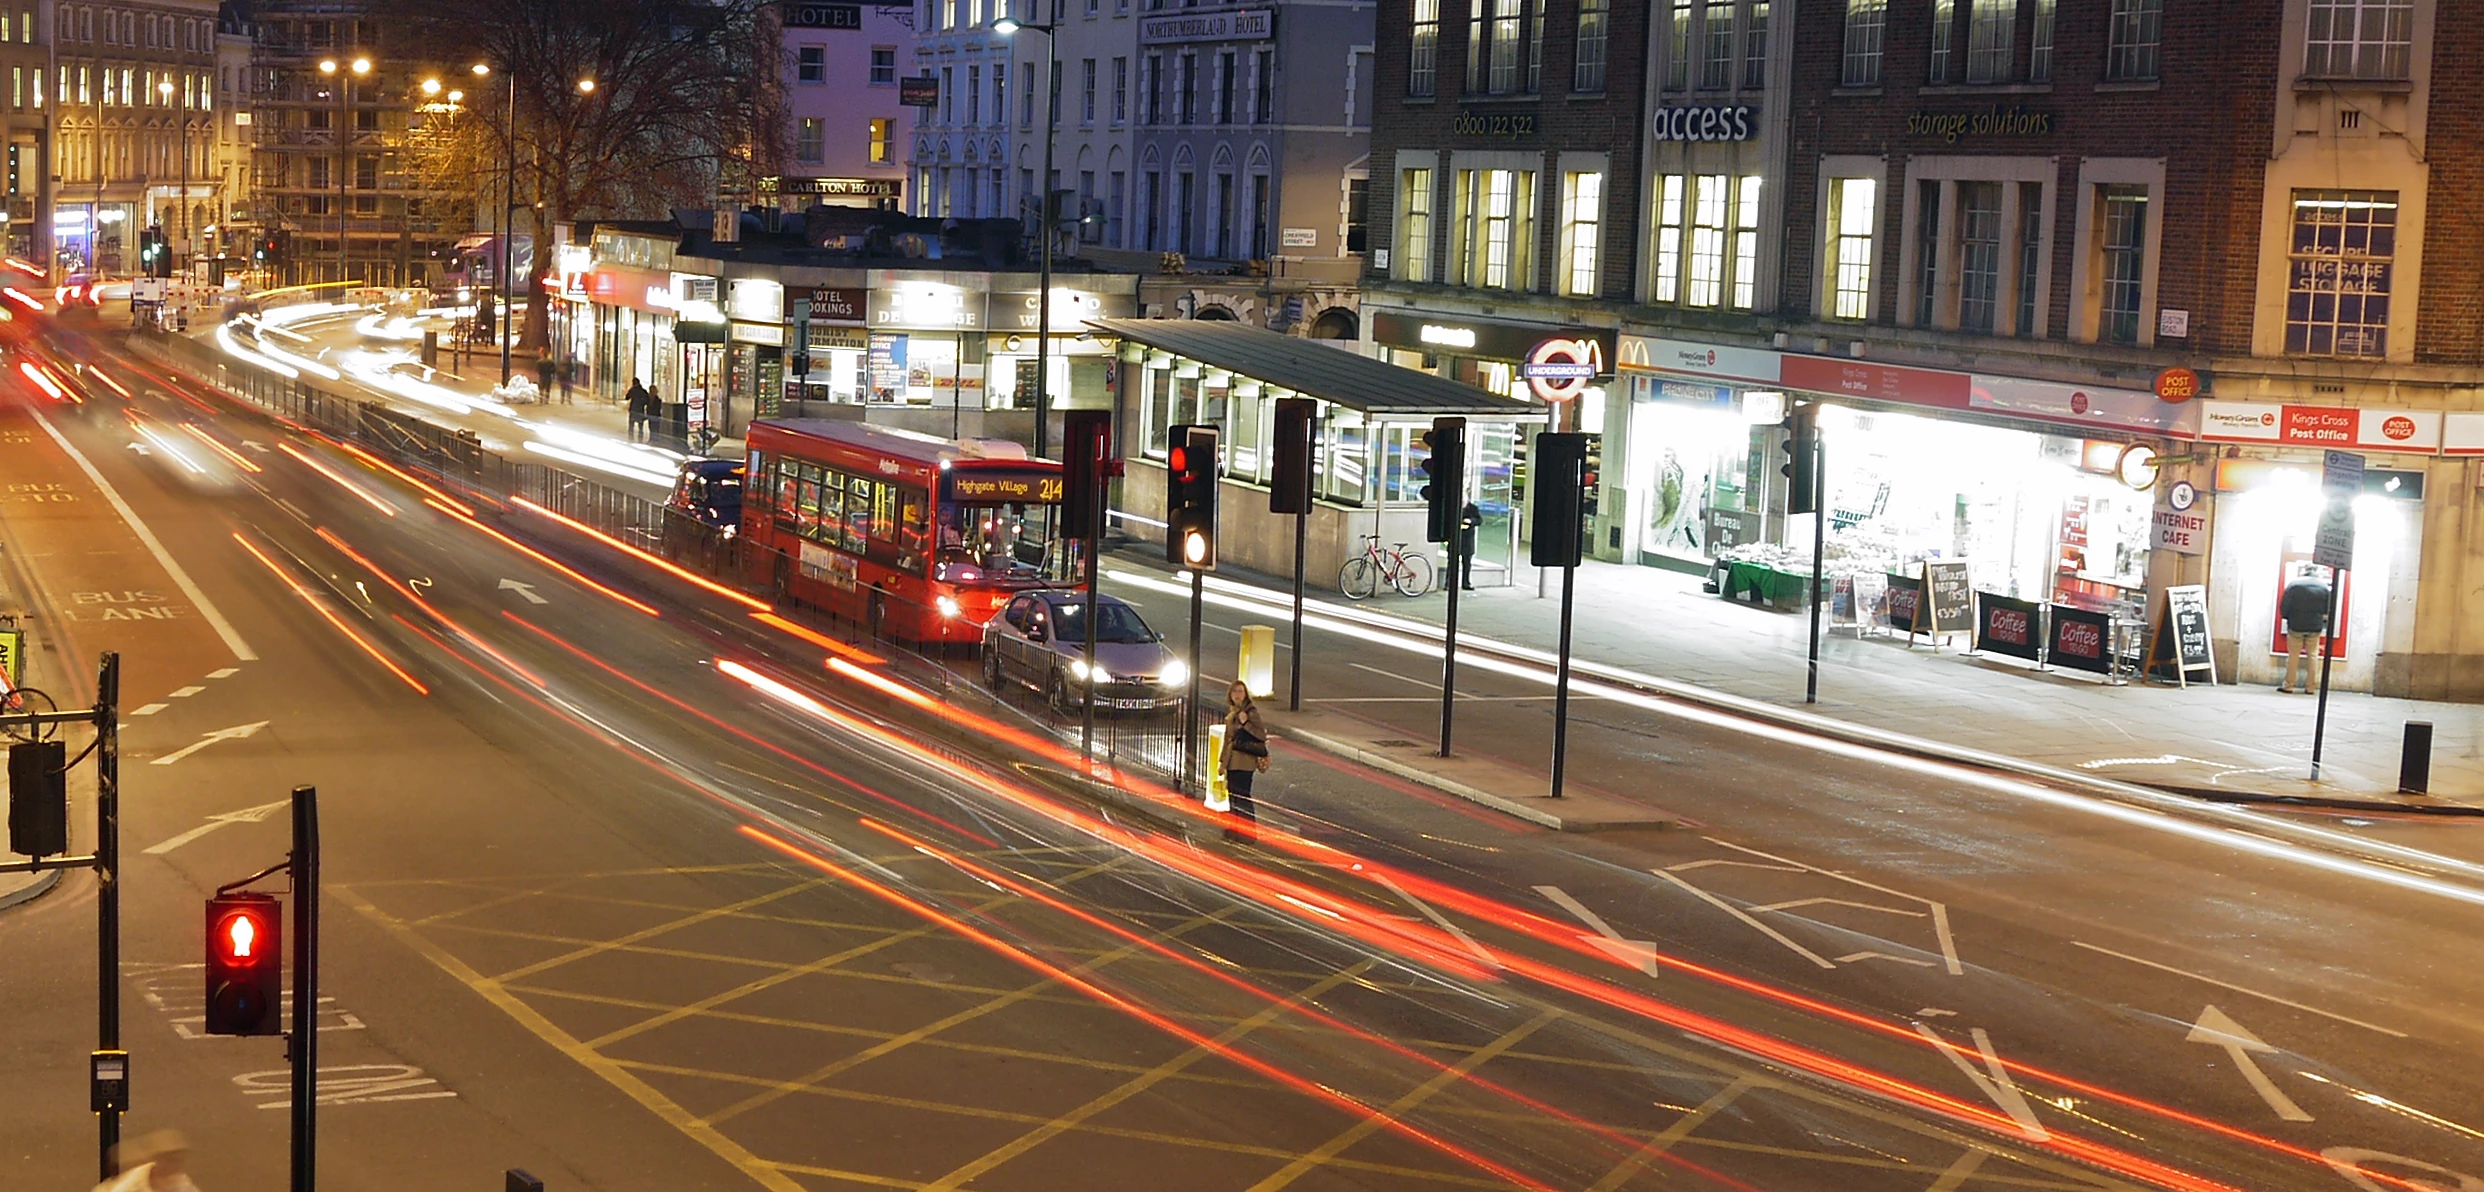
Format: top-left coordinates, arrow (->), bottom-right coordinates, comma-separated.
1458,499 -> 1482,590
626,377 -> 652,442
94,1130 -> 199,1192
2280,565 -> 2334,693
1221,680 -> 1270,832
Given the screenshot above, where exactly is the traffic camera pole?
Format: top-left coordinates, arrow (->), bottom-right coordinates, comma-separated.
289,785 -> 319,1192
94,652 -> 122,1180
1805,432 -> 1826,705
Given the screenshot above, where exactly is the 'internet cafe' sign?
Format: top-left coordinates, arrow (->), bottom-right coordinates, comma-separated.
1906,105 -> 2054,143
1140,7 -> 1271,42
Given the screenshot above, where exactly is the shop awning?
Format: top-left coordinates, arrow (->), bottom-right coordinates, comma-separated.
1089,318 -> 1536,417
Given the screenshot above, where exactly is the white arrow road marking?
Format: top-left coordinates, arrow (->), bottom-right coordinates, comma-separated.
143,798 -> 292,855
2188,1005 -> 2314,1122
498,578 -> 548,604
1535,884 -> 1660,978
1371,873 -> 1501,970
1652,869 -> 1837,970
1834,951 -> 1938,967
1914,1023 -> 2049,1140
241,440 -> 271,453
149,721 -> 270,767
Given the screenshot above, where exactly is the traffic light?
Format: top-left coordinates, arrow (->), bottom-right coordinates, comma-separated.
7,740 -> 67,858
138,226 -> 165,277
1164,424 -> 1219,569
1062,409 -> 1112,541
203,893 -> 282,1036
1269,398 -> 1314,515
1418,416 -> 1466,544
1781,403 -> 1820,516
1529,432 -> 1593,569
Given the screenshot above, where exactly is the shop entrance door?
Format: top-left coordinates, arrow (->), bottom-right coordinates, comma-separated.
1473,424 -> 1518,587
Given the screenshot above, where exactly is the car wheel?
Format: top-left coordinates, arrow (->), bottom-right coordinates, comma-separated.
1047,668 -> 1077,715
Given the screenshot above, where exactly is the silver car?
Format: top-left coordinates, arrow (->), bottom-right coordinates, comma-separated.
981,590 -> 1189,713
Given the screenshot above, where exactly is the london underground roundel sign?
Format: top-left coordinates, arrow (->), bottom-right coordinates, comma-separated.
1522,337 -> 1606,402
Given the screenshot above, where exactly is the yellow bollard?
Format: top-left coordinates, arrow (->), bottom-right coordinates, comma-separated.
1205,724 -> 1230,810
1238,624 -> 1275,699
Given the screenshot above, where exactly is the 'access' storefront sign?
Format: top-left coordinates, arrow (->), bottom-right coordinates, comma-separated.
2197,401 -> 2441,453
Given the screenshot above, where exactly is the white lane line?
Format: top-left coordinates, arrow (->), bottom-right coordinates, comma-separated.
169,685 -> 204,698
142,797 -> 292,855
1370,873 -> 1502,971
2071,941 -> 2406,1038
25,404 -> 257,661
1651,869 -> 1837,970
1914,1024 -> 2048,1140
132,703 -> 168,716
1535,884 -> 1661,978
207,667 -> 239,679
1709,839 -> 1964,976
1350,662 -> 1437,690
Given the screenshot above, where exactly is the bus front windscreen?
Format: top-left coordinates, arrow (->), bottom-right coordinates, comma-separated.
933,502 -> 1054,583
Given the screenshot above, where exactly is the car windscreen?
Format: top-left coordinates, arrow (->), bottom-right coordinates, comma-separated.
1048,601 -> 1156,644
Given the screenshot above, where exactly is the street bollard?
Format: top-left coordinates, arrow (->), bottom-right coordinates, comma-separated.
1238,625 -> 1275,699
2399,720 -> 2434,795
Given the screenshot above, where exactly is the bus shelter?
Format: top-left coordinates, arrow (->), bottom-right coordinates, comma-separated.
1092,318 -> 1545,591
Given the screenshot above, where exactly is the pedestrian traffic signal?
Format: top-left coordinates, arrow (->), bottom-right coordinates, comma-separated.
1269,398 -> 1314,515
1419,416 -> 1466,544
204,893 -> 282,1036
1530,432 -> 1595,569
1781,403 -> 1820,516
1165,424 -> 1219,569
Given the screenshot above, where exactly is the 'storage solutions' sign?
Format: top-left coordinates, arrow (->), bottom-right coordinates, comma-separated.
1906,105 -> 2055,143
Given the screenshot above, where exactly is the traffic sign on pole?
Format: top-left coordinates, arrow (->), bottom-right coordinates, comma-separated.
2314,449 -> 2363,571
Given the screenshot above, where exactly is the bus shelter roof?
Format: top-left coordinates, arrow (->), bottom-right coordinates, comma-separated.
1089,318 -> 1539,418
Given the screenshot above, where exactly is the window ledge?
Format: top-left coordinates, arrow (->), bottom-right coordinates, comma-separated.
1455,93 -> 1542,105
2093,79 -> 2160,92
1918,82 -> 2053,95
1831,86 -> 1883,97
2296,75 -> 2414,93
1399,95 -> 1438,105
1567,89 -> 1607,101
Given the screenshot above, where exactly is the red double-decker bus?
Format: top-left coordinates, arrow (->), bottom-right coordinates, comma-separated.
742,419 -> 1065,643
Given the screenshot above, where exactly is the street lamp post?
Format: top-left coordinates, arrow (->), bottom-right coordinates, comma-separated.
156,80 -> 186,274
318,56 -> 370,286
995,3 -> 1060,461
473,62 -> 516,384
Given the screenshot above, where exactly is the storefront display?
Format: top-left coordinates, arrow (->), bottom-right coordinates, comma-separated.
2208,457 -> 2422,692
1626,380 -> 1765,570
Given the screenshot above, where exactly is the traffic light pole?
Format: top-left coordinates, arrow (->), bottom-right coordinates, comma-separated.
94,653 -> 123,1179
1439,535 -> 1459,758
1184,569 -> 1204,793
1288,510 -> 1305,712
2311,579 -> 2344,780
1549,563 -> 1576,799
1079,465 -> 1102,766
289,784 -> 320,1192
1805,432 -> 1826,705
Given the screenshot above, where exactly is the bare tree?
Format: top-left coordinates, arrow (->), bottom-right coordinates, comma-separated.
414,0 -> 784,358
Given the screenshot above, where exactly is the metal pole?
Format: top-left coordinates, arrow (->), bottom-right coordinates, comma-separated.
1287,509 -> 1305,711
1549,564 -> 1575,799
94,652 -> 120,1182
1184,568 -> 1203,793
2310,578 -> 2343,780
1804,433 -> 1826,704
1439,533 -> 1459,757
1033,11 -> 1057,461
336,77 -> 346,285
1080,443 -> 1103,765
288,784 -> 319,1192
501,69 -> 517,386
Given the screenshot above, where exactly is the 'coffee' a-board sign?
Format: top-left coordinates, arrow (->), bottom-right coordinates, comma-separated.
2048,605 -> 2115,675
1973,592 -> 2044,662
1922,561 -> 1972,639
1883,571 -> 1924,634
2145,583 -> 2217,686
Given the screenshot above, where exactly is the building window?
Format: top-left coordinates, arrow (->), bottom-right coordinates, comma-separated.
1145,55 -> 1162,122
1398,167 -> 1434,281
1686,175 -> 1728,307
1410,0 -> 1440,96
1560,171 -> 1601,296
1176,171 -> 1194,252
797,45 -> 825,83
2305,0 -> 2412,79
797,117 -> 825,163
868,118 -> 893,162
1023,60 -> 1036,127
1109,170 -> 1126,244
1112,57 -> 1127,123
2017,182 -> 2043,333
1573,0 -> 1607,90
1700,0 -> 1732,88
1464,0 -> 1540,94
1841,0 -> 1884,86
942,66 -> 955,122
1079,170 -> 1097,241
2029,0 -> 2055,81
1347,176 -> 1370,251
1081,58 -> 1095,123
1966,0 -> 2012,83
1665,0 -> 1690,89
1177,53 -> 1195,123
1915,180 -> 1941,325
2106,0 -> 2161,81
1216,49 -> 1234,123
1652,174 -> 1685,301
1956,182 -> 2002,332
1928,0 -> 1954,83
1732,175 -> 1761,309
1144,170 -> 1162,247
1253,49 -> 1273,122
1454,167 -> 1534,289
968,66 -> 982,125
871,48 -> 896,85
2286,189 -> 2393,357
991,62 -> 1006,123
1049,58 -> 1062,125
1743,0 -> 1769,88
2095,186 -> 2149,345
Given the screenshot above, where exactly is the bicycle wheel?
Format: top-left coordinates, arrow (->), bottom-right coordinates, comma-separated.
1392,552 -> 1435,597
1339,557 -> 1379,600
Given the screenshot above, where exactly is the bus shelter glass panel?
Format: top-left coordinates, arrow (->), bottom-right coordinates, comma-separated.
1473,423 -> 1518,587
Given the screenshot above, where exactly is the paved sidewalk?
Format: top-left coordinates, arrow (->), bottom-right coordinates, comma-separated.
1149,549 -> 2484,812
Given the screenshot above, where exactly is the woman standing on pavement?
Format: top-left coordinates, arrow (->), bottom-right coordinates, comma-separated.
1222,680 -> 1269,828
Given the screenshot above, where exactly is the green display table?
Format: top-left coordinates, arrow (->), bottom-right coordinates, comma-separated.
1720,561 -> 1819,608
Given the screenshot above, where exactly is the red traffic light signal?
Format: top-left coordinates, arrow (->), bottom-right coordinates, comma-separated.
1163,424 -> 1219,570
204,893 -> 282,1036
1167,444 -> 1188,475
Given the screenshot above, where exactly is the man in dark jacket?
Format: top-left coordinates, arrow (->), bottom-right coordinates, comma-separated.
2280,567 -> 2334,693
1458,500 -> 1481,590
625,378 -> 652,441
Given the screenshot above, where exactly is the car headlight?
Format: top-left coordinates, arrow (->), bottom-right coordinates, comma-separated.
935,595 -> 961,618
1159,657 -> 1188,688
1070,659 -> 1110,682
